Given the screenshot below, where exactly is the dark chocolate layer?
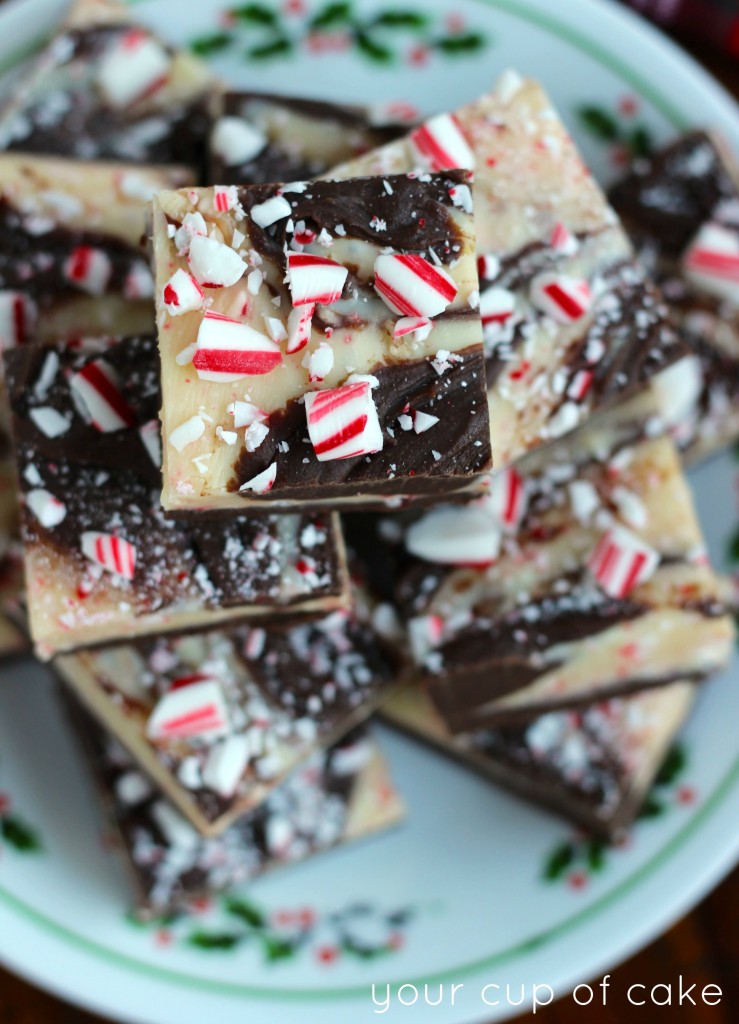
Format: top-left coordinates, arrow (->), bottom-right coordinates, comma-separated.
233,346 -> 491,499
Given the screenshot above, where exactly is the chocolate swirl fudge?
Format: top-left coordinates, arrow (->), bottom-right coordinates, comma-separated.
610,130 -> 739,462
0,0 -> 216,170
353,391 -> 733,734
56,607 -> 399,836
152,172 -> 491,512
329,72 -> 685,468
5,335 -> 349,659
383,680 -> 694,840
65,693 -> 404,918
208,92 -> 408,187
0,153 -> 190,350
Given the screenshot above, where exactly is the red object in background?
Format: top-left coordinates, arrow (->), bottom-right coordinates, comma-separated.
621,0 -> 739,56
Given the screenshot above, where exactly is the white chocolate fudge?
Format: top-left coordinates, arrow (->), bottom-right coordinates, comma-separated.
354,391 -> 734,733
56,605 -> 399,836
329,73 -> 685,469
152,172 -> 492,512
383,680 -> 695,839
5,335 -> 349,659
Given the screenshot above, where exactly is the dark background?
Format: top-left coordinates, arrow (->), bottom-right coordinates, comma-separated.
0,17 -> 738,1024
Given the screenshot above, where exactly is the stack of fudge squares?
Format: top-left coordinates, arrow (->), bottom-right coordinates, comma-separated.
0,0 -> 736,916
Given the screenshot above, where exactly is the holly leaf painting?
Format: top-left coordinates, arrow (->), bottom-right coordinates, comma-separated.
310,2 -> 353,29
230,3 -> 279,25
354,30 -> 393,63
371,11 -> 429,29
1,815 -> 41,852
578,106 -> 620,141
246,37 -> 292,60
543,841 -> 576,881
225,897 -> 265,929
434,32 -> 486,54
191,32 -> 233,56
654,744 -> 687,787
188,930 -> 242,950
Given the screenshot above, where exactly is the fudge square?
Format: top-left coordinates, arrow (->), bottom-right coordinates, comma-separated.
356,390 -> 734,734
610,130 -> 739,463
208,91 -> 408,187
0,153 -> 190,350
329,73 -> 686,469
4,335 -> 349,659
152,171 -> 492,513
65,692 -> 405,918
56,605 -> 399,836
0,0 -> 216,170
383,679 -> 695,840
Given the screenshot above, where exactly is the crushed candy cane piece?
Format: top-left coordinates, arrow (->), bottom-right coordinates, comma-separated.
188,235 -> 247,289
81,531 -> 137,580
287,253 -> 347,306
163,268 -> 204,315
374,253 -> 457,318
406,505 -> 501,566
69,359 -> 135,433
530,273 -> 592,323
193,311 -> 281,381
211,117 -> 267,167
147,679 -> 230,742
410,114 -> 475,172
305,379 -> 383,461
239,462 -> 277,494
26,488 -> 66,528
588,524 -> 659,598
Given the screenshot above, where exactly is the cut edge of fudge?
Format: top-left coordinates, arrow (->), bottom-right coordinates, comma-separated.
381,679 -> 694,840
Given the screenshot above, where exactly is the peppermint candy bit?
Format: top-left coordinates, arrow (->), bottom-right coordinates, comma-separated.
163,269 -> 205,315
227,400 -> 267,428
485,467 -> 526,531
406,505 -> 501,566
374,253 -> 457,318
188,235 -> 247,289
286,303 -> 314,353
410,114 -> 475,172
193,311 -> 282,381
683,222 -> 739,303
251,195 -> 292,229
305,379 -> 383,462
81,531 -> 137,581
97,30 -> 170,109
588,524 -> 659,599
169,414 -> 205,452
69,358 -> 136,433
211,116 -> 267,167
239,462 -> 277,495
287,253 -> 347,307
308,342 -> 334,382
64,246 -> 111,296
0,291 -> 34,350
480,286 -> 515,326
26,488 -> 66,528
394,316 -> 432,341
530,273 -> 592,324
147,679 -> 230,742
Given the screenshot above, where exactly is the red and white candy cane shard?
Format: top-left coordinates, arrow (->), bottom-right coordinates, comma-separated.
486,468 -> 526,531
477,254 -> 500,282
479,286 -> 516,326
374,253 -> 457,318
26,488 -> 66,528
147,679 -> 230,742
64,247 -> 112,296
530,272 -> 593,324
193,311 -> 282,382
550,221 -> 578,255
587,524 -> 659,599
227,400 -> 267,428
239,462 -> 277,495
308,342 -> 334,382
393,316 -> 432,340
567,369 -> 594,402
162,268 -> 204,316
412,410 -> 438,434
287,253 -> 348,306
683,222 -> 739,302
410,114 -> 475,172
286,304 -> 314,353
213,185 -> 239,212
69,358 -> 136,433
405,505 -> 501,566
81,531 -> 137,581
304,380 -> 383,462
97,30 -> 170,108
188,234 -> 247,289
0,291 -> 33,350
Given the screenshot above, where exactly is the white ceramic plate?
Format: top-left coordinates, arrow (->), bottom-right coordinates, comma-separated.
0,1 -> 738,1022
